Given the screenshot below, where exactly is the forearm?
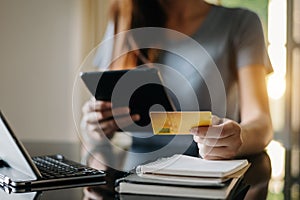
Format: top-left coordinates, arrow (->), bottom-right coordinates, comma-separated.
237,113 -> 273,157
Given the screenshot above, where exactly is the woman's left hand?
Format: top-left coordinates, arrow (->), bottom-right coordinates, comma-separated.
190,116 -> 243,160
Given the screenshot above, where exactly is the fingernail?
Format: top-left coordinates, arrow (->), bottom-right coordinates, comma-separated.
190,128 -> 196,134
132,114 -> 140,121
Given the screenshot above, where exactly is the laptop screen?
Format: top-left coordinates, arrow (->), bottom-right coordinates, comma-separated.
0,111 -> 39,180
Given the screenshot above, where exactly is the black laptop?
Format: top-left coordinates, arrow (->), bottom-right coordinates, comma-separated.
0,111 -> 105,193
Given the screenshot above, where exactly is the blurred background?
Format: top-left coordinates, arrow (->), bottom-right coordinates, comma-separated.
0,0 -> 299,199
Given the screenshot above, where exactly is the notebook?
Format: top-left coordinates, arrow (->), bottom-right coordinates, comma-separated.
115,173 -> 242,199
136,154 -> 249,178
0,111 -> 105,193
116,155 -> 249,199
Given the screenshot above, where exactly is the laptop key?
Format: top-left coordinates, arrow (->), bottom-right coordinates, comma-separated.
32,155 -> 103,179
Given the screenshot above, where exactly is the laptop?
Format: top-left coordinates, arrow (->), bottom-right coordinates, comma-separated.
0,111 -> 105,193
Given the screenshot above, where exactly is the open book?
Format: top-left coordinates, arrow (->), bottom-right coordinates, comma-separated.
136,154 -> 249,178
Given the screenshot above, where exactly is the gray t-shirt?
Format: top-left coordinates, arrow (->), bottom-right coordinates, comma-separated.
159,5 -> 272,119
93,5 -> 272,153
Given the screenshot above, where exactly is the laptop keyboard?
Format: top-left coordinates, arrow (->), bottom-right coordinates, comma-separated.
32,155 -> 104,179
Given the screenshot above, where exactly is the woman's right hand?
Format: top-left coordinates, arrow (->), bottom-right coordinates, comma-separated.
81,98 -> 140,141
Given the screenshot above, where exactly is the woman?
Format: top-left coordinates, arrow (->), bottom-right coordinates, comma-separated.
81,0 -> 273,160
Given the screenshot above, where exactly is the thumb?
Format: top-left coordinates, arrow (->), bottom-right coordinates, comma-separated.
211,115 -> 223,125
197,143 -> 205,158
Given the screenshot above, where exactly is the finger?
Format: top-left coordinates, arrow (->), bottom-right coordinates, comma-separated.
211,115 -> 223,125
191,126 -> 225,139
191,121 -> 239,139
82,100 -> 92,114
84,128 -> 106,141
215,120 -> 241,138
83,112 -> 102,124
194,136 -> 237,148
193,135 -> 204,144
92,101 -> 112,112
98,107 -> 131,123
82,100 -> 112,113
88,120 -> 117,139
111,107 -> 131,117
200,136 -> 234,147
86,123 -> 103,133
190,126 -> 209,137
96,113 -> 140,135
206,146 -> 237,159
194,135 -> 220,146
190,115 -> 224,136
201,154 -> 225,160
113,114 -> 140,130
198,143 -> 237,159
131,114 -> 140,122
84,106 -> 131,124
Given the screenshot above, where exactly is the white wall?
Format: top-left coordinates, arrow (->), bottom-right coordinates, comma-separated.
0,0 -> 109,142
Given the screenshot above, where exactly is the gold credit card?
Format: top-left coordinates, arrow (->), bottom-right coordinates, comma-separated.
150,111 -> 212,135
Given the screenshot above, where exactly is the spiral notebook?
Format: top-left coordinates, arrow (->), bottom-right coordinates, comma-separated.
115,174 -> 242,199
116,154 -> 249,199
136,154 -> 249,178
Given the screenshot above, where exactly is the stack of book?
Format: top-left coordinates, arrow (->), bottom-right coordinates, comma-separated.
115,154 -> 250,199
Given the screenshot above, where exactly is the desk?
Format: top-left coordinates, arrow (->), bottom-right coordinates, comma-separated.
0,140 -> 272,200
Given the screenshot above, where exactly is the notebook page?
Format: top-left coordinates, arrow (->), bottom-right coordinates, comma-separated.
136,154 -> 248,178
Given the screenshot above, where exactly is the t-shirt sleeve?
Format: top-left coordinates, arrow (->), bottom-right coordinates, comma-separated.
233,10 -> 273,74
